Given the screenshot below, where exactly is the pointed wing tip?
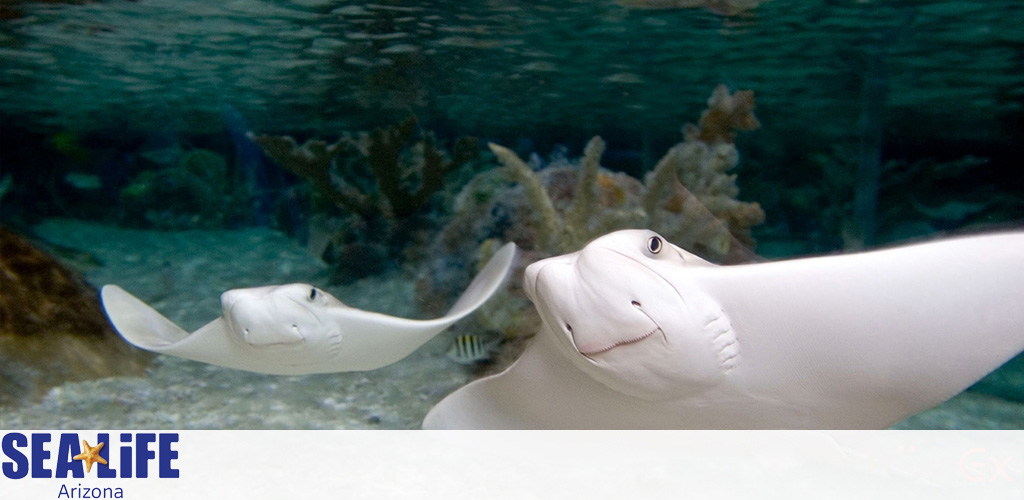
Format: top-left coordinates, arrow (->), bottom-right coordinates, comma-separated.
482,241 -> 519,284
100,284 -> 189,350
442,241 -> 519,319
100,283 -> 137,324
100,283 -> 124,298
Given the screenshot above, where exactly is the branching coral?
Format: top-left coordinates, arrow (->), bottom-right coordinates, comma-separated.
251,116 -> 480,282
643,141 -> 765,257
684,84 -> 760,145
485,85 -> 764,259
489,137 -> 649,254
250,116 -> 478,221
245,132 -> 371,216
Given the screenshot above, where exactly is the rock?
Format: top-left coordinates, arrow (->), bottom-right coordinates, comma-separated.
0,227 -> 151,407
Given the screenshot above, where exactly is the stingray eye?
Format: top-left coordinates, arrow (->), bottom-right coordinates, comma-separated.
308,288 -> 318,302
647,236 -> 663,254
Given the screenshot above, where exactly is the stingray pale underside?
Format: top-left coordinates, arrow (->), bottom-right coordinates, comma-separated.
424,231 -> 1024,429
102,242 -> 517,375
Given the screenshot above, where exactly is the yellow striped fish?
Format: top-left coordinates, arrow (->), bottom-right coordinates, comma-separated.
446,335 -> 500,365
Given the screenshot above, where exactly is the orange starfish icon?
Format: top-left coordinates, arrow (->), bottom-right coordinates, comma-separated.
73,440 -> 107,473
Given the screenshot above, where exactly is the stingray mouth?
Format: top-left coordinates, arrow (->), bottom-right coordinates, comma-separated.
236,324 -> 308,348
570,300 -> 664,358
575,326 -> 661,357
527,256 -> 670,361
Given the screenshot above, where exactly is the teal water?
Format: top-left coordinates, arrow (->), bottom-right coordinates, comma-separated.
1,0 -> 1022,428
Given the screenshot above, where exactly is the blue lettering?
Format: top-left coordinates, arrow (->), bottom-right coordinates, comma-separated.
136,433 -> 156,478
158,433 -> 179,478
55,433 -> 84,478
3,432 -> 180,482
30,433 -> 51,478
56,483 -> 126,498
2,433 -> 28,479
96,433 -> 115,479
119,433 -> 132,478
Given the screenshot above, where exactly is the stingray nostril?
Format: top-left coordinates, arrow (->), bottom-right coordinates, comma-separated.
565,323 -> 573,333
631,300 -> 642,308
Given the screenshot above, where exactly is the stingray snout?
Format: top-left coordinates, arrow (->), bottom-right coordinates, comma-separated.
526,251 -> 665,359
524,254 -> 576,306
523,257 -> 582,348
220,286 -> 307,347
220,286 -> 277,313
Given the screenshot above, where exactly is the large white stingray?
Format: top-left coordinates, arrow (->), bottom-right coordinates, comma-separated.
424,230 -> 1024,429
102,242 -> 517,375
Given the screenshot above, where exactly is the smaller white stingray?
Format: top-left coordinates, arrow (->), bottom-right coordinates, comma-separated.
102,242 -> 516,375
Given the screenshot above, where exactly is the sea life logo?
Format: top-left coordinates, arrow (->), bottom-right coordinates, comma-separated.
2,432 -> 179,498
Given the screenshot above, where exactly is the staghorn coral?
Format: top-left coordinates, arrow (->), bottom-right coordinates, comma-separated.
245,132 -> 371,216
642,140 -> 765,258
486,85 -> 764,260
251,116 -> 480,283
250,116 -> 478,221
419,85 -> 765,343
488,137 -> 649,255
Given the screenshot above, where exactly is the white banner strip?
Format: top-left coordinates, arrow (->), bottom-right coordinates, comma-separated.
2,431 -> 1021,499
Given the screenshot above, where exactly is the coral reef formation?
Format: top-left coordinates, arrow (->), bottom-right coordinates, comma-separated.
418,85 -> 766,342
250,116 -> 478,221
487,84 -> 764,260
0,227 -> 151,407
250,116 -> 480,282
119,149 -> 249,230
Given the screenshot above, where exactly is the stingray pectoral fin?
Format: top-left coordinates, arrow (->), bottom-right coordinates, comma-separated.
424,332 -> 564,429
444,242 -> 518,319
321,242 -> 520,371
101,285 -> 189,349
346,241 -> 518,337
424,329 -> 667,429
101,284 -> 247,368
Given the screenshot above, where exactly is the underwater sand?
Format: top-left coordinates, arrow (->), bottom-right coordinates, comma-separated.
2,219 -> 1022,430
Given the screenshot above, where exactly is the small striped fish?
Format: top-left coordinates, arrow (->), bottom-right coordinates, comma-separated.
446,335 -> 500,365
